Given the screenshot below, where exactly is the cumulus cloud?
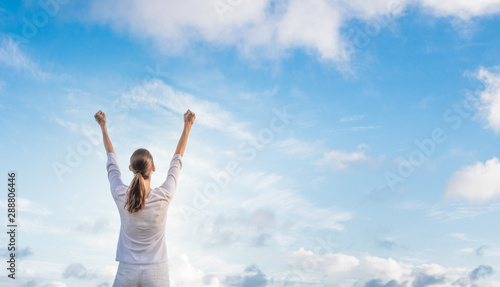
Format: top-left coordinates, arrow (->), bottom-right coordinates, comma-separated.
61,262 -> 116,283
63,263 -> 96,280
169,254 -> 221,287
286,247 -> 360,274
418,0 -> 500,19
469,265 -> 493,281
475,66 -> 500,133
225,265 -> 268,287
285,248 -> 494,286
444,157 -> 500,203
474,244 -> 490,257
87,0 -> 500,66
89,0 -> 350,63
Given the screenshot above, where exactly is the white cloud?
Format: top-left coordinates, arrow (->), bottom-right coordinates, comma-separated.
62,262 -> 116,281
18,218 -> 70,234
170,254 -> 221,287
19,198 -> 52,215
241,185 -> 352,231
179,169 -> 353,252
449,233 -> 468,240
361,256 -> 413,283
444,157 -> 500,203
0,37 -> 50,80
459,244 -> 490,257
475,66 -> 500,133
286,247 -> 360,274
340,114 -> 365,122
429,202 -> 500,221
285,248 -> 495,286
275,0 -> 347,62
50,114 -> 78,131
316,144 -> 370,170
418,0 -> 500,19
88,0 -> 500,66
122,79 -> 253,140
274,138 -> 324,157
0,197 -> 52,215
89,0 -> 350,63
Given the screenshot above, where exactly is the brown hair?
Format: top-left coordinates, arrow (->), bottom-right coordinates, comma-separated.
125,148 -> 154,213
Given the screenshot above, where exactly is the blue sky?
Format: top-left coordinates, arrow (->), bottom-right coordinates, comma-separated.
2,0 -> 500,286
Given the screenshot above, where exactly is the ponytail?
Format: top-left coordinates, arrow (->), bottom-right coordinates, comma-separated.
125,172 -> 147,213
124,148 -> 154,214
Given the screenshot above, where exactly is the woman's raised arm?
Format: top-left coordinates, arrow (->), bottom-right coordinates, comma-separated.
174,109 -> 195,157
94,110 -> 115,155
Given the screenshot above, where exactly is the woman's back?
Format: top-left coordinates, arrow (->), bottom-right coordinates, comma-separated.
94,109 -> 195,286
107,152 -> 183,264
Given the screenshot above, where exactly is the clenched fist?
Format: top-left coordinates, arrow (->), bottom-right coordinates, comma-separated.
94,110 -> 107,128
184,109 -> 195,126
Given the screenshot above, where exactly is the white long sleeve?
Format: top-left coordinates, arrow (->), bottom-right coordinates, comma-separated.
106,152 -> 183,264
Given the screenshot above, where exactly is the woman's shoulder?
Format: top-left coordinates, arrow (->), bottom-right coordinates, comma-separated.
146,187 -> 170,202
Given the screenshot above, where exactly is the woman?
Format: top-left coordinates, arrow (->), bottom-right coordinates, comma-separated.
94,109 -> 196,287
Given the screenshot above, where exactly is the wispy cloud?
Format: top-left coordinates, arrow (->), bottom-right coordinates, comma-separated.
340,114 -> 365,122
241,185 -> 353,231
50,114 -> 78,131
274,138 -> 325,157
327,125 -> 383,133
0,197 -> 52,215
316,144 -> 372,170
449,233 -> 468,240
122,79 -> 253,140
0,37 -> 51,80
428,202 -> 500,222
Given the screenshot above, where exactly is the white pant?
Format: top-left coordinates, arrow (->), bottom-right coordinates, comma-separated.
112,261 -> 170,287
